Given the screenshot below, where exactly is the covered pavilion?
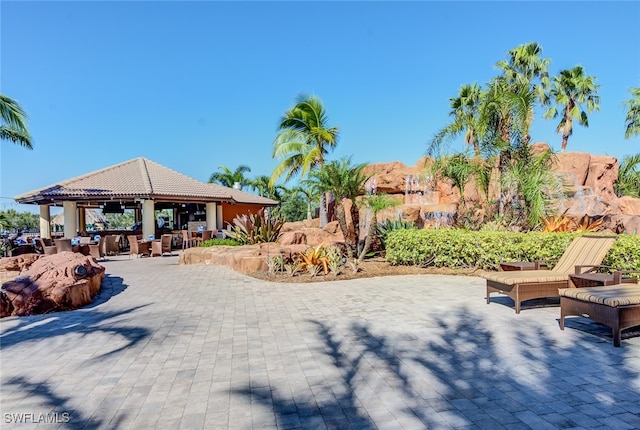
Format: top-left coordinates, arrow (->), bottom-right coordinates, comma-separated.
14,157 -> 278,239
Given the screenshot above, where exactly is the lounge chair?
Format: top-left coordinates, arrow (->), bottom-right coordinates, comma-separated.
560,277 -> 640,347
483,235 -> 617,314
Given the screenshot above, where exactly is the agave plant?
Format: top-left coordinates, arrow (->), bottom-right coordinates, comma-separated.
376,218 -> 416,248
225,208 -> 284,245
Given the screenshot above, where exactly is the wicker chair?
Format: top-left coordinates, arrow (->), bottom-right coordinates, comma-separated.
37,238 -> 57,255
181,230 -> 201,250
54,238 -> 73,252
201,230 -> 214,241
89,236 -> 105,261
161,234 -> 173,256
482,235 -> 617,314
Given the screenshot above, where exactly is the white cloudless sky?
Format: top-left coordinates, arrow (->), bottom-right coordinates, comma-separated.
1,1 -> 639,213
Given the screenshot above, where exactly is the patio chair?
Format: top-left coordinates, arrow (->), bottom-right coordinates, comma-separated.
54,238 -> 73,253
201,230 -> 214,241
161,234 -> 174,256
106,235 -> 121,256
482,235 -> 617,314
89,236 -> 105,261
127,235 -> 147,258
181,230 -> 201,250
37,238 -> 57,255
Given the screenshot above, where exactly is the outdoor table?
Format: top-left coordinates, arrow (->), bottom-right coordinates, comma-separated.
568,272 -> 638,288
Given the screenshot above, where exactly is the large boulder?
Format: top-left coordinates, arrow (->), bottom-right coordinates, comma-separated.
1,252 -> 105,318
0,254 -> 41,272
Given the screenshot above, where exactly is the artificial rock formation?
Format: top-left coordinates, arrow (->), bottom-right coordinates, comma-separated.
0,252 -> 105,318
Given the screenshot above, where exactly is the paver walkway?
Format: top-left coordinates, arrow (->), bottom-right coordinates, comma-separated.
1,254 -> 639,429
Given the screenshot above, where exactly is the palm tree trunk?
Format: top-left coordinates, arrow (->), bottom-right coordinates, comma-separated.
319,193 -> 328,227
358,211 -> 377,262
334,203 -> 351,259
350,199 -> 360,257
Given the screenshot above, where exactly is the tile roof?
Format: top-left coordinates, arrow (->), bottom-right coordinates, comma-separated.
14,157 -> 278,206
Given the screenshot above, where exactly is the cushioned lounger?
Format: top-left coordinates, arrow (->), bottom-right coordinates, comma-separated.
559,285 -> 640,347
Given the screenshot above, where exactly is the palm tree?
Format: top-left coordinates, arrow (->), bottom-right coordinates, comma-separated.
428,84 -> 484,158
271,94 -> 339,227
307,158 -> 369,258
358,194 -> 399,262
1,94 -> 33,149
496,42 -> 551,104
248,175 -> 286,201
290,184 -> 319,220
208,165 -> 252,188
615,153 -> 640,198
623,87 -> 640,139
544,66 -> 600,152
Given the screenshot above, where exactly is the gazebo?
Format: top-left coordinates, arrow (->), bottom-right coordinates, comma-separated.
14,157 -> 278,239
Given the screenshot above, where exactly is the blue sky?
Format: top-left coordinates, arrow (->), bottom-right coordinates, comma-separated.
1,1 -> 639,214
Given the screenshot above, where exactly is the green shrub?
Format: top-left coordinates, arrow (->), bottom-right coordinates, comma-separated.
376,219 -> 416,249
199,238 -> 240,247
225,208 -> 284,245
385,229 -> 640,278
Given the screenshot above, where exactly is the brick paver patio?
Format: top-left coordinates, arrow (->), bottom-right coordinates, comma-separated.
1,254 -> 639,429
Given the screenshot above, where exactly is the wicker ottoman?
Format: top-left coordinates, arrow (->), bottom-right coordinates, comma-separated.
559,285 -> 640,347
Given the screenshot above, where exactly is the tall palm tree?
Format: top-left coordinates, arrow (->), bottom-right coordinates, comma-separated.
208,165 -> 252,188
271,94 -> 339,227
307,158 -> 369,258
623,87 -> 640,139
544,66 -> 600,152
428,84 -> 484,158
496,42 -> 551,104
1,94 -> 33,149
290,184 -> 319,220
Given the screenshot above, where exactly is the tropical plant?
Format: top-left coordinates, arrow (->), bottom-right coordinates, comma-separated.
249,175 -> 286,200
428,83 -> 484,158
225,208 -> 284,245
615,153 -> 640,198
358,194 -> 399,261
271,94 -> 339,227
540,210 -> 573,232
496,42 -> 551,107
0,209 -> 40,231
543,66 -> 600,152
208,165 -> 252,188
291,184 -> 320,220
307,157 -> 370,258
623,87 -> 640,139
0,94 -> 32,149
376,218 -> 416,249
296,244 -> 329,275
324,245 -> 343,276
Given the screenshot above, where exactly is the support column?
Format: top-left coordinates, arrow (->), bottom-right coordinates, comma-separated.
206,202 -> 217,232
78,207 -> 86,234
63,201 -> 77,238
142,200 -> 155,240
39,205 -> 51,239
216,204 -> 223,230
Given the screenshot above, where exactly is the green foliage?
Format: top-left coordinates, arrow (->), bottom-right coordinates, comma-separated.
385,230 -> 639,279
225,208 -> 284,245
0,209 -> 39,231
623,87 -> 640,139
375,219 -> 416,249
276,189 -> 308,222
615,153 -> 640,198
199,238 -> 240,247
104,211 -> 135,229
209,165 -> 251,188
1,94 -> 33,149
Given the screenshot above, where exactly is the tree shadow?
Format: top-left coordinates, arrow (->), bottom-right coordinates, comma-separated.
0,305 -> 150,358
83,274 -> 128,308
3,375 -> 126,429
231,307 -> 640,428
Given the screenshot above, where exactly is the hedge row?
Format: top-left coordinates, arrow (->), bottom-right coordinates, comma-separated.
385,229 -> 640,277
